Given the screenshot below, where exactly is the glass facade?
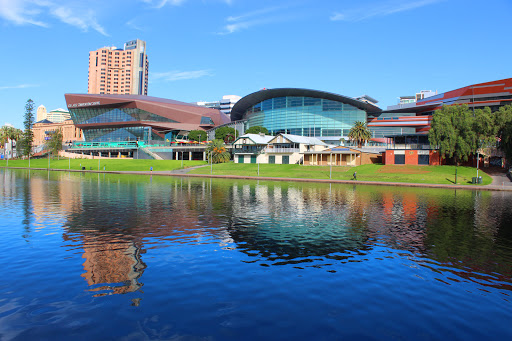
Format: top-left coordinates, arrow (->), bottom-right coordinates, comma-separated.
69,107 -> 177,125
69,107 -> 175,143
242,96 -> 366,138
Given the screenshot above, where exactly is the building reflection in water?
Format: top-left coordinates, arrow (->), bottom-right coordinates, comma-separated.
8,169 -> 512,295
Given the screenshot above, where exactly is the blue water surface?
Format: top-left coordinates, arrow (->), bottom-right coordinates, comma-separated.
0,169 -> 511,340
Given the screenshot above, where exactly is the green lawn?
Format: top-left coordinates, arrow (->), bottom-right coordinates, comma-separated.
0,158 -> 207,172
1,158 -> 493,185
189,163 -> 493,185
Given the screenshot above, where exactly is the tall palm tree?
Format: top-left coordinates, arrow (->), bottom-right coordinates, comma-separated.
206,139 -> 231,164
348,121 -> 372,148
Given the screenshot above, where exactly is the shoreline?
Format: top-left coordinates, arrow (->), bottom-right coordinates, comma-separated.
2,166 -> 512,192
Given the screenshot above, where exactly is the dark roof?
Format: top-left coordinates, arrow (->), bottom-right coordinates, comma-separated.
230,88 -> 382,121
35,119 -> 54,124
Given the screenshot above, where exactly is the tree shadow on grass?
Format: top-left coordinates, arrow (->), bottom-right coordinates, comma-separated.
445,178 -> 455,184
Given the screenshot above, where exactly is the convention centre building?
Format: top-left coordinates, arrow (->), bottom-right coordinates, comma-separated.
229,88 -> 383,145
64,93 -> 230,143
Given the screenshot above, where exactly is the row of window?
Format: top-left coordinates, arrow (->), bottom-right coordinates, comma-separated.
70,108 -> 178,125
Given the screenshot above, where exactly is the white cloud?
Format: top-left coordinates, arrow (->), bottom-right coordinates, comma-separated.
0,84 -> 39,90
51,6 -> 108,36
330,0 -> 443,22
218,5 -> 289,35
142,0 -> 187,9
151,70 -> 213,82
126,18 -> 145,31
0,0 -> 107,35
0,0 -> 48,27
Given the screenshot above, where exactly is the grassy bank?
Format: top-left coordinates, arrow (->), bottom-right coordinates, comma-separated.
1,158 -> 492,185
189,163 -> 493,185
0,158 -> 206,172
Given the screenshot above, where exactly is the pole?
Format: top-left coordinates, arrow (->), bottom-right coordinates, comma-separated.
455,167 -> 458,184
476,152 -> 480,178
181,151 -> 183,169
210,152 -> 212,174
98,158 -> 100,171
48,152 -> 50,169
69,157 -> 70,170
258,160 -> 260,176
330,153 -> 332,179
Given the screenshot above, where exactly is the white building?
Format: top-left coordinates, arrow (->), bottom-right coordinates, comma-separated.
233,133 -> 328,164
196,95 -> 241,119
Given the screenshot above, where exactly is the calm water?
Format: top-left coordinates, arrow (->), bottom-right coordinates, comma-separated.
1,169 -> 511,340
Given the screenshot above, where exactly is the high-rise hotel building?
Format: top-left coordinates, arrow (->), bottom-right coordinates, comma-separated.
88,39 -> 148,95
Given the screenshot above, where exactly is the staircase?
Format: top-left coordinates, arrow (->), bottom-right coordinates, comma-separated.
139,147 -> 163,160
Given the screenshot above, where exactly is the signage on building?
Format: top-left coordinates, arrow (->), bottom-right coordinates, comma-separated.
67,101 -> 100,108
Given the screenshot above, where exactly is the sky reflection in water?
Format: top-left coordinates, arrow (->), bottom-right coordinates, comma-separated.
0,169 -> 511,340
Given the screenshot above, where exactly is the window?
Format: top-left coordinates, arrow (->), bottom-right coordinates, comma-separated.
269,155 -> 275,164
250,155 -> 257,163
282,155 -> 289,164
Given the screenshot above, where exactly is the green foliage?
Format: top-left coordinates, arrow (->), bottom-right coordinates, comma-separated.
22,99 -> 35,157
215,126 -> 237,143
188,130 -> 207,142
206,139 -> 231,163
45,128 -> 63,156
246,126 -> 269,135
0,125 -> 23,158
429,105 -> 477,165
494,104 -> 512,161
348,121 -> 372,147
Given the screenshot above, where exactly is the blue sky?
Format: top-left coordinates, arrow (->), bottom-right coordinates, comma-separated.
1,0 -> 511,128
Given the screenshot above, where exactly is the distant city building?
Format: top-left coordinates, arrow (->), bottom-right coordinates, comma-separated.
88,39 -> 149,96
36,105 -> 47,122
35,105 -> 71,123
196,95 -> 241,118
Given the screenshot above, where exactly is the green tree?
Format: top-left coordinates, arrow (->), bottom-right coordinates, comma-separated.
348,121 -> 372,148
206,139 -> 231,163
215,126 -> 237,143
429,105 -> 477,165
494,104 -> 512,162
45,128 -> 63,158
22,99 -> 36,157
1,126 -> 23,159
188,130 -> 207,142
245,126 -> 269,135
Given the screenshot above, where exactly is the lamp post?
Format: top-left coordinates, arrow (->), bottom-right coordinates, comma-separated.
330,153 -> 332,179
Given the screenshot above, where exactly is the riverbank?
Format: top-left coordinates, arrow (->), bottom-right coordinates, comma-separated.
2,163 -> 510,192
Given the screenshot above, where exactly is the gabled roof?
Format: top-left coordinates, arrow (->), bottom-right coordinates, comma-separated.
234,134 -> 274,145
275,134 -> 327,146
35,119 -> 54,124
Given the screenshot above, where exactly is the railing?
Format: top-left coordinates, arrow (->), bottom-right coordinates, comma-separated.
263,147 -> 300,153
387,144 -> 431,150
71,141 -> 139,149
232,148 -> 264,154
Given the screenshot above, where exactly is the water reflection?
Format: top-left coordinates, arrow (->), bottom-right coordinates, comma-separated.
2,169 -> 512,295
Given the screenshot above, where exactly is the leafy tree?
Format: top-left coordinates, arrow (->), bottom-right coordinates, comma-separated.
494,104 -> 512,162
348,121 -> 372,148
0,126 -> 23,159
246,126 -> 269,135
215,126 -> 237,143
45,128 -> 63,157
429,105 -> 477,165
206,139 -> 231,163
22,99 -> 36,157
188,130 -> 207,142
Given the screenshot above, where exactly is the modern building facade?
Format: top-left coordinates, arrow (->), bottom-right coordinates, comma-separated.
230,88 -> 382,145
64,93 -> 230,144
371,78 -> 512,136
88,39 -> 149,96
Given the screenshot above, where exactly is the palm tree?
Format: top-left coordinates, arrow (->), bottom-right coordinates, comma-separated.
348,121 -> 372,148
1,126 -> 23,159
206,139 -> 231,164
